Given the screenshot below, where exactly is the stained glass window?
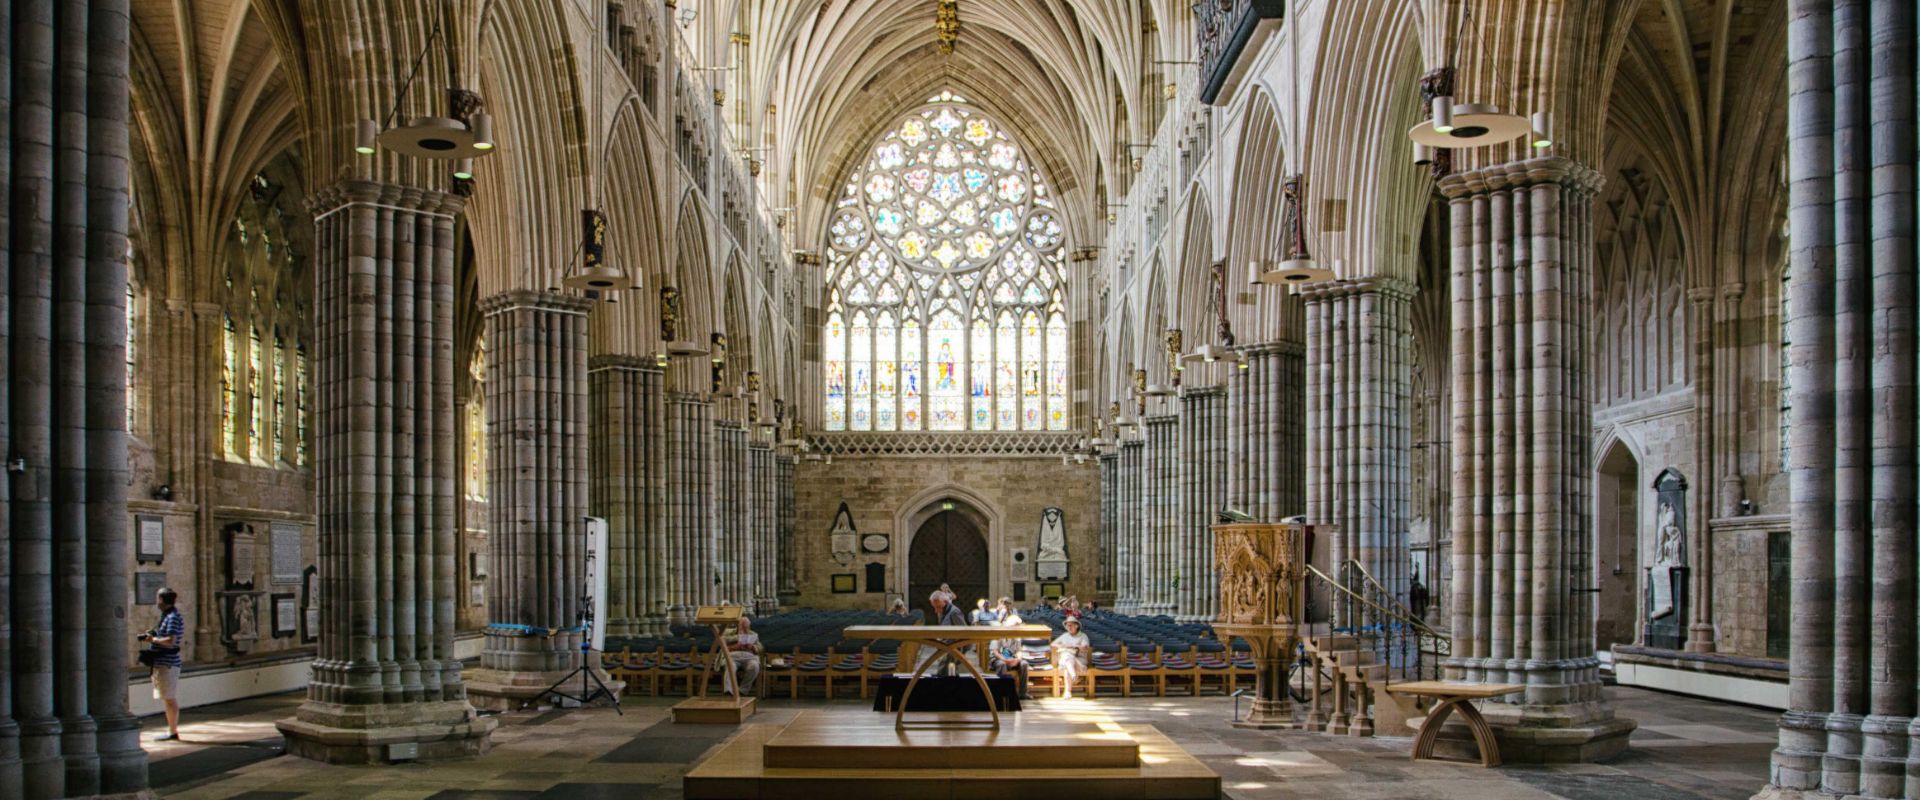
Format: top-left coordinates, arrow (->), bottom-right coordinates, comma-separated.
222,315 -> 238,455
274,335 -> 287,463
125,280 -> 137,432
822,91 -> 1069,431
296,342 -> 309,467
250,327 -> 264,460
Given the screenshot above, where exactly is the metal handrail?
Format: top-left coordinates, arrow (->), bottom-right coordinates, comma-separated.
1340,560 -> 1448,642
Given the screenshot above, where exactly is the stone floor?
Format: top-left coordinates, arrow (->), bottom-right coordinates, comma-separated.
144,685 -> 1777,799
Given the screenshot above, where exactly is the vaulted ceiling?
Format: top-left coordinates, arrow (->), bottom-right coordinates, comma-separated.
700,0 -> 1192,249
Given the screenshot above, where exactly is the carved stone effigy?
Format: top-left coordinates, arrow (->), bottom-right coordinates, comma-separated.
1212,522 -> 1314,728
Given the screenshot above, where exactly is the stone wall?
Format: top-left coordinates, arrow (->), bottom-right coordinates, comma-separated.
791,456 -> 1100,610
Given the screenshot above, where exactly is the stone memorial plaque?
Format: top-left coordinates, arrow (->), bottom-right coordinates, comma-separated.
224,522 -> 257,590
273,593 -> 298,637
134,571 -> 168,604
136,515 -> 165,564
270,522 -> 303,585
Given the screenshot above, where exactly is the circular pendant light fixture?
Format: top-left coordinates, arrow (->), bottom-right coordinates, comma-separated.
1407,101 -> 1529,149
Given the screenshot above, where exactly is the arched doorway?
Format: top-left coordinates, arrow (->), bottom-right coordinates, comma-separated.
1594,440 -> 1642,652
909,509 -> 989,620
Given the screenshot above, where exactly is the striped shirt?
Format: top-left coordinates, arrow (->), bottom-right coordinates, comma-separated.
152,608 -> 184,668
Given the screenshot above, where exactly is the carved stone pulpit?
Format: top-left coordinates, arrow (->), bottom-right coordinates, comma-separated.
1212,521 -> 1313,729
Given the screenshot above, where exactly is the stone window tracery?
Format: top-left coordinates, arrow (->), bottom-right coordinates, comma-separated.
822,91 -> 1069,432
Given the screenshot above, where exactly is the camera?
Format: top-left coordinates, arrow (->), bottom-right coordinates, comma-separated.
137,630 -> 153,642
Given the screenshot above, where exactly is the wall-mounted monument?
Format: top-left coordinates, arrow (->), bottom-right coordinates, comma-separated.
1643,467 -> 1689,651
830,502 -> 860,566
1035,507 -> 1069,580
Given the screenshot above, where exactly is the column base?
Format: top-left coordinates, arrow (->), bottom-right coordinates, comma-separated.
277,699 -> 495,765
464,666 -> 626,712
1429,700 -> 1636,763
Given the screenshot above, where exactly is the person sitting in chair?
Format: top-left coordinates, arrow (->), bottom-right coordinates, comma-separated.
991,597 -> 1031,698
725,615 -> 762,695
1050,617 -> 1091,699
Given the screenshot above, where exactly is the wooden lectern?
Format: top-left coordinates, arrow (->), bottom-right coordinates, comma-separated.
1212,522 -> 1314,729
672,605 -> 757,724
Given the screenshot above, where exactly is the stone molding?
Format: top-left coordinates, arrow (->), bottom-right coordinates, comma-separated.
811,431 -> 1085,457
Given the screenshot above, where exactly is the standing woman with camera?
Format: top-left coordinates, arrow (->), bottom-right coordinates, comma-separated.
141,588 -> 185,740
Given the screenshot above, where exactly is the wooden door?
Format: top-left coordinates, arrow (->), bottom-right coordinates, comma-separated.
909,510 -> 988,620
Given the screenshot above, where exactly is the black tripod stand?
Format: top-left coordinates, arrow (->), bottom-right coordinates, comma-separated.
540,609 -> 623,714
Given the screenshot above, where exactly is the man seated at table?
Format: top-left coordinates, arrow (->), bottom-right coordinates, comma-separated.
919,590 -> 970,675
724,615 -> 762,695
1050,617 -> 1091,698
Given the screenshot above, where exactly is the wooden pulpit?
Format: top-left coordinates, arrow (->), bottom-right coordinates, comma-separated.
1212,521 -> 1316,729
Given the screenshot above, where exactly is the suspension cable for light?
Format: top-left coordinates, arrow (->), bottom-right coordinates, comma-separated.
354,3 -> 494,162
1254,0 -> 1335,287
563,3 -> 635,293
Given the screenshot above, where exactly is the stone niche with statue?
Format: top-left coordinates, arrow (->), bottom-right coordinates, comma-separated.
1034,507 -> 1069,580
1642,467 -> 1690,651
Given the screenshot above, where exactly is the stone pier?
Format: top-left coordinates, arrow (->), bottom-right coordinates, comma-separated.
589,357 -> 666,636
277,182 -> 493,763
1439,157 -> 1634,762
1177,386 -> 1227,621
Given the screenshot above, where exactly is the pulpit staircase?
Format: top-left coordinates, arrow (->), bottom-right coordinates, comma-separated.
1292,560 -> 1452,738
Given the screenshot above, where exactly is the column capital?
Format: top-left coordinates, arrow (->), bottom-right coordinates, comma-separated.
309,178 -> 466,219
1436,155 -> 1604,200
588,354 -> 665,373
1295,274 -> 1416,303
479,289 -> 594,317
1686,286 -> 1718,305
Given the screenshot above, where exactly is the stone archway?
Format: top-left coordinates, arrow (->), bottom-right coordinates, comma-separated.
1594,438 -> 1643,652
908,509 -> 990,620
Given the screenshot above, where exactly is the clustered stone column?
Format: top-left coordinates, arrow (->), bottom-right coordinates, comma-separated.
1303,278 -> 1414,616
665,392 -> 715,623
1766,2 -> 1917,797
713,421 -> 749,605
776,453 -> 798,604
278,182 -> 492,761
1098,452 -> 1119,599
1227,342 -> 1306,521
1438,156 -> 1633,762
465,291 -> 595,710
0,1 -> 149,793
1141,413 -> 1179,615
589,357 -> 666,635
1114,437 -> 1145,613
1177,386 -> 1228,621
750,441 -> 777,612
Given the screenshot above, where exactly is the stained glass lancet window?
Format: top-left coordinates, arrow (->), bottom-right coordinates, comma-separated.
822,91 -> 1069,431
222,315 -> 238,455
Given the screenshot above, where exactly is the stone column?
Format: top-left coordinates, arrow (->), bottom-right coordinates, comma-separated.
665,393 -> 715,622
589,356 -> 665,635
1303,278 -> 1414,620
751,441 -> 777,612
1098,452 -> 1119,600
464,291 -> 597,710
277,181 -> 492,762
0,1 -> 149,793
1438,157 -> 1634,762
712,422 -> 745,604
1765,2 -> 1917,797
776,453 -> 798,604
1141,413 -> 1178,615
1178,387 -> 1227,621
1114,438 -> 1145,613
1228,342 -> 1306,522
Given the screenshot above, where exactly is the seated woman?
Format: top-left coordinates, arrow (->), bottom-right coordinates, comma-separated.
989,597 -> 1031,698
1049,617 -> 1091,698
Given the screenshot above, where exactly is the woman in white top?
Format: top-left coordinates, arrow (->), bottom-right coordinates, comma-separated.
1049,617 -> 1091,698
990,597 -> 1031,697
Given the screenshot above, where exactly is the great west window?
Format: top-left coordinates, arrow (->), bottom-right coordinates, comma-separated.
822,92 -> 1068,432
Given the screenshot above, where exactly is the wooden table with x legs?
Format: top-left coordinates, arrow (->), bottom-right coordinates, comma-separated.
1383,680 -> 1525,767
842,624 -> 1053,730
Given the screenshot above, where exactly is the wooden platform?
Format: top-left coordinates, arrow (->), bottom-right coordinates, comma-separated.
763,710 -> 1138,769
685,709 -> 1220,799
672,696 -> 757,724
